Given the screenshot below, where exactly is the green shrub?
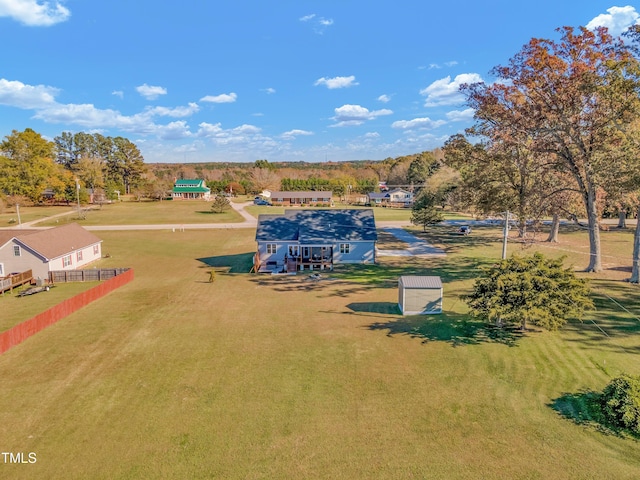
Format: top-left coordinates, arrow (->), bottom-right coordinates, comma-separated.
600,374 -> 640,434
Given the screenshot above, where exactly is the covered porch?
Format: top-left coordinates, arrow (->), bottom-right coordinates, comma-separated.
285,244 -> 333,272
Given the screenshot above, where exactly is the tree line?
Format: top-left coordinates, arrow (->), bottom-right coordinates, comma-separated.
0,129 -> 146,205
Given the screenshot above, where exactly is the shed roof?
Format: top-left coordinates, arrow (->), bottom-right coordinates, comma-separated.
399,276 -> 442,289
11,223 -> 102,260
256,209 -> 377,243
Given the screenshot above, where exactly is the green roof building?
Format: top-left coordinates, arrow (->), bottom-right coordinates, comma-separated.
172,179 -> 211,200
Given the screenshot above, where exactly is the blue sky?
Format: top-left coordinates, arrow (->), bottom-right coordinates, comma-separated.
0,1 -> 639,164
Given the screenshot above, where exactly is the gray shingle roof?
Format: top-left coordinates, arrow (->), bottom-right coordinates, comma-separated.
256,209 -> 377,243
268,191 -> 332,200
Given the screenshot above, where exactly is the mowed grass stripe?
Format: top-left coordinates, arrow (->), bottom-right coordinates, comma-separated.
1,229 -> 640,479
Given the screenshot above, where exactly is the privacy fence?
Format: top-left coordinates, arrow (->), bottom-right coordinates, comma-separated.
49,268 -> 129,283
0,268 -> 134,355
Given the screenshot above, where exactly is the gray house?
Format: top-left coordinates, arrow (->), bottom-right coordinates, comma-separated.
255,209 -> 377,273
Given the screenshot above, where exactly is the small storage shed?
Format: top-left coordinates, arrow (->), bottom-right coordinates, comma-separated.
398,276 -> 443,315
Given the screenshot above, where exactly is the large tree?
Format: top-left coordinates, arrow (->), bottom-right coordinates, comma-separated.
463,26 -> 640,271
0,128 -> 66,202
410,190 -> 444,231
466,253 -> 594,331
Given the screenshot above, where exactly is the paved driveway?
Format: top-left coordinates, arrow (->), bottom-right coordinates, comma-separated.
377,227 -> 446,257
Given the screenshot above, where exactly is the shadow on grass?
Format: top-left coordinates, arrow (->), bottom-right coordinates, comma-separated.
560,282 -> 640,355
365,312 -> 524,347
347,302 -> 400,315
549,391 -> 640,439
197,253 -> 254,273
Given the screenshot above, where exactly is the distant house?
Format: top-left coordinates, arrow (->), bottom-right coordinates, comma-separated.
0,223 -> 103,279
266,191 -> 333,206
387,188 -> 414,205
172,179 -> 211,200
367,192 -> 388,206
367,188 -> 414,207
255,209 -> 377,273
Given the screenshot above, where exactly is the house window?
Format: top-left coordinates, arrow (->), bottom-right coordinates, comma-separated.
13,245 -> 21,256
93,245 -> 100,255
0,263 -> 4,277
339,243 -> 350,254
63,255 -> 72,267
266,244 -> 277,254
77,250 -> 83,262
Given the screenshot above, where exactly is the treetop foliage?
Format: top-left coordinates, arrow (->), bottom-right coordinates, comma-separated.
599,374 -> 640,435
466,253 -> 594,331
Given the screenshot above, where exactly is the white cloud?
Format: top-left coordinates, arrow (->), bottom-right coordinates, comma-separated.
196,122 -> 267,147
200,92 -> 237,103
262,87 -> 276,94
586,6 -> 640,36
33,103 -> 128,129
446,108 -> 475,122
112,90 -> 124,99
143,103 -> 199,118
281,129 -> 313,140
420,73 -> 483,107
314,75 -> 358,89
0,78 -> 58,108
391,117 -> 446,130
136,84 -> 167,100
377,94 -> 391,103
300,13 -> 334,34
331,104 -> 393,127
0,0 -> 70,26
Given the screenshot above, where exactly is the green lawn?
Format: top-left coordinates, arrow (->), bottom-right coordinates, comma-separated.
0,205 -> 78,227
33,200 -> 244,226
0,281 -> 103,334
0,225 -> 639,479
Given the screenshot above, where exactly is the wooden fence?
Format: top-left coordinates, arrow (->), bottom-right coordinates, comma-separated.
0,270 -> 33,294
0,268 -> 134,355
49,268 -> 129,283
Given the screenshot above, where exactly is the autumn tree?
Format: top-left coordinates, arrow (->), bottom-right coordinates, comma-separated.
463,26 -> 640,271
0,128 -> 66,203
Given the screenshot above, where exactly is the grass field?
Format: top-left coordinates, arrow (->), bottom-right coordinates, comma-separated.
0,205 -> 78,227
0,225 -> 639,479
0,281 -> 103,334
244,204 -> 471,222
33,200 -> 244,227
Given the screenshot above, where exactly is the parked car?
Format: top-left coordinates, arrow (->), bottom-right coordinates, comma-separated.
458,225 -> 472,235
253,198 -> 271,206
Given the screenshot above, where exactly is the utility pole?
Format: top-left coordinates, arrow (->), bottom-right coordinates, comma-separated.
16,203 -> 21,227
75,179 -> 81,218
502,210 -> 509,260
